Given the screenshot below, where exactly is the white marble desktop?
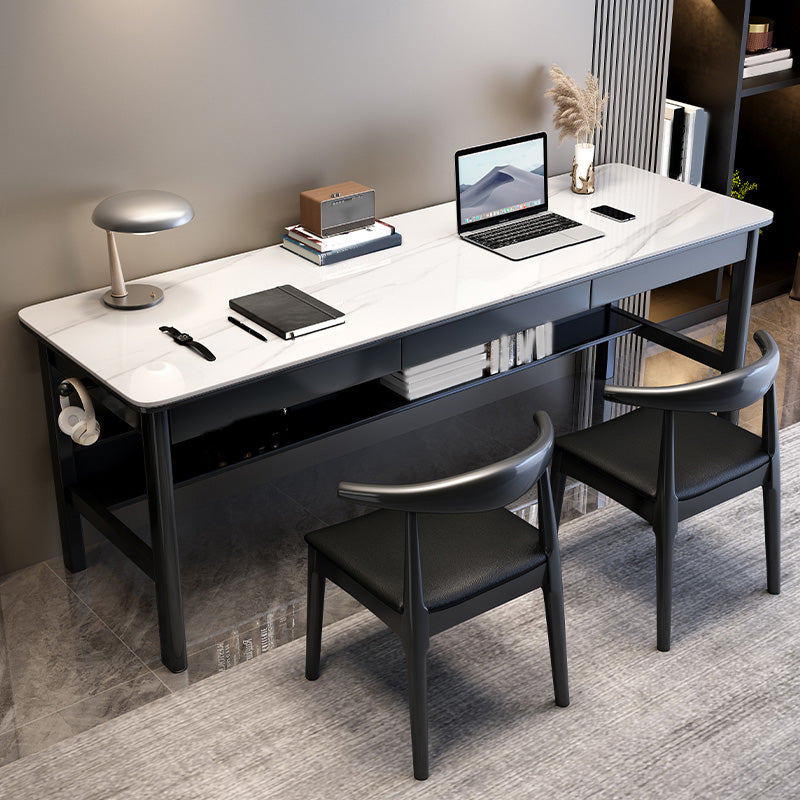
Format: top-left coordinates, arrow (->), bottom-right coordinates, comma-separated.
19,164 -> 772,409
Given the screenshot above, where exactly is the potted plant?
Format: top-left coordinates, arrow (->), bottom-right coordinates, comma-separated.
546,65 -> 609,194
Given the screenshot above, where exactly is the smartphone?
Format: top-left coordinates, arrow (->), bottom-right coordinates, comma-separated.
591,205 -> 635,222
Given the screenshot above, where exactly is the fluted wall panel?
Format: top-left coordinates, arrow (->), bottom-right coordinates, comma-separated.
592,0 -> 673,171
592,1 -> 673,412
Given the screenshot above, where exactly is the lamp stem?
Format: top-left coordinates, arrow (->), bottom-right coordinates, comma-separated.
107,230 -> 127,298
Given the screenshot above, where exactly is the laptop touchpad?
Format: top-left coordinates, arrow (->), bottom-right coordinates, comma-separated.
563,226 -> 603,242
501,233 -> 573,260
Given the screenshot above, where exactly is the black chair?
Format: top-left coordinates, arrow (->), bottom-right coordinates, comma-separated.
551,330 -> 780,652
304,411 -> 569,780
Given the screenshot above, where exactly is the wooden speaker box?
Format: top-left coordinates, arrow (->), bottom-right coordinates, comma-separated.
300,181 -> 375,237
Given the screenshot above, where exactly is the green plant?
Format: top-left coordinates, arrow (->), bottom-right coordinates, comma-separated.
731,169 -> 758,201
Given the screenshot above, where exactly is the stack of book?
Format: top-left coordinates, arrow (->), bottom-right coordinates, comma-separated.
743,47 -> 793,79
281,219 -> 401,265
380,345 -> 487,401
660,99 -> 709,187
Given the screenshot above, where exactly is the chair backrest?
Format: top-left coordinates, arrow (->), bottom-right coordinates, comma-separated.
338,410 -> 554,514
602,330 -> 779,414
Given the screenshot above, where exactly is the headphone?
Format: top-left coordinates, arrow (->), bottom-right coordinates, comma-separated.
58,378 -> 100,446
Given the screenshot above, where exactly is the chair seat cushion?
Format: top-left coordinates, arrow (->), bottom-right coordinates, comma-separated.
555,408 -> 769,502
305,508 -> 546,614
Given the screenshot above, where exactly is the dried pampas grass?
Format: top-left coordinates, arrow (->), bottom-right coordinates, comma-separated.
546,64 -> 609,144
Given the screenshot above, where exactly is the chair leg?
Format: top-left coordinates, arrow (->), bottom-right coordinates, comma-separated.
654,520 -> 676,652
543,579 -> 570,708
405,637 -> 430,780
763,482 -> 781,595
305,547 -> 326,680
550,462 -> 567,523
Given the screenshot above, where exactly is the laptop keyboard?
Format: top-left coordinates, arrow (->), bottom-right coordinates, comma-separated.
466,212 -> 580,250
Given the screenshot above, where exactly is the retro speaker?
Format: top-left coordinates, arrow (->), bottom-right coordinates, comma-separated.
300,181 -> 375,237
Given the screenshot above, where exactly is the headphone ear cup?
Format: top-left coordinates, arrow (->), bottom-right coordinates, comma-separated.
76,418 -> 101,446
58,405 -> 86,438
57,377 -> 100,446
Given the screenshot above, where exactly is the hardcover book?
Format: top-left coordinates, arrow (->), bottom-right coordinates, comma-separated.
285,219 -> 396,252
743,47 -> 791,67
229,285 -> 345,340
281,231 -> 402,265
742,56 -> 793,79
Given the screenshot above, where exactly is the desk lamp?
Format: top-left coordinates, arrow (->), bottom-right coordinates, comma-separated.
91,190 -> 194,310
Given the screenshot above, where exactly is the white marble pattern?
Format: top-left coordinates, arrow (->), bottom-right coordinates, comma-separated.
19,165 -> 772,409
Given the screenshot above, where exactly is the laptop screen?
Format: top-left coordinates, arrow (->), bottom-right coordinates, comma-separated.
455,132 -> 548,233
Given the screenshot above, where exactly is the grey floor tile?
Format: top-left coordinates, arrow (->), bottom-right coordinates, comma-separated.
0,563 -> 148,729
1,671 -> 168,765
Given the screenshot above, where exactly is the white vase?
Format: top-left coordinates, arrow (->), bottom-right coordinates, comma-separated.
572,142 -> 595,194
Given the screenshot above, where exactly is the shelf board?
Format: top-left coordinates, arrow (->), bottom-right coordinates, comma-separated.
74,308 -> 643,509
741,67 -> 800,97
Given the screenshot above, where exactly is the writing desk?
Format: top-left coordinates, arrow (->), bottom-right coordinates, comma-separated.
19,164 -> 772,672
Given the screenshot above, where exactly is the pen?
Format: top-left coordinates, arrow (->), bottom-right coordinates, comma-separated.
228,316 -> 267,341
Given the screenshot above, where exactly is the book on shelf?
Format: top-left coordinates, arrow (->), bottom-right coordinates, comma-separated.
229,284 -> 345,340
661,99 -> 709,187
486,324 -> 550,377
281,228 -> 402,265
665,102 -> 685,180
742,56 -> 793,79
285,219 -> 396,252
535,322 -> 553,357
744,47 -> 791,67
380,344 -> 487,401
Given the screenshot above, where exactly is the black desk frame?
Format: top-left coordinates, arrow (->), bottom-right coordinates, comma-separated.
32,228 -> 759,673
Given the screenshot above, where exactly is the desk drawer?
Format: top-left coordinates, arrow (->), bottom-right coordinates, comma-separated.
401,284 -> 591,368
170,340 -> 401,442
591,233 -> 748,307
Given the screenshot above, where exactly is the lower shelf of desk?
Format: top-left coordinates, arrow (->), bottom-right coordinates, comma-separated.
72,306 -> 641,511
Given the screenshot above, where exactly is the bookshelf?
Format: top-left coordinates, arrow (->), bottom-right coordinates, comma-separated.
653,0 -> 800,325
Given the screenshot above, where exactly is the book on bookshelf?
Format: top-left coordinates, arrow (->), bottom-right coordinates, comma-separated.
742,56 -> 793,79
285,219 -> 396,252
661,99 -> 709,187
281,230 -> 402,265
665,102 -> 685,180
229,284 -> 345,340
743,47 -> 791,67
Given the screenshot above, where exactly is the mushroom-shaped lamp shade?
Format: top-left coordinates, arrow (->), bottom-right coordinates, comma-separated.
91,190 -> 194,310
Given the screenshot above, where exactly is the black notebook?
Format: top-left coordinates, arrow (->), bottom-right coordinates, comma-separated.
229,284 -> 345,340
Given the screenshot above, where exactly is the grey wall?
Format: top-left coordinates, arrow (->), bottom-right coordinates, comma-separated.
0,1 -> 594,574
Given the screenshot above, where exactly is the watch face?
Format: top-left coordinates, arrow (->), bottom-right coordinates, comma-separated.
176,333 -> 192,343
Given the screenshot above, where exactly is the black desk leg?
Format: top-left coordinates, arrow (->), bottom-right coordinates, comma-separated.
724,228 -> 759,372
721,229 -> 759,424
37,342 -> 86,573
141,411 -> 187,673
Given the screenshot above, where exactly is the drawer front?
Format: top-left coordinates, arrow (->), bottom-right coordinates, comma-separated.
170,340 -> 401,442
591,233 -> 748,307
401,283 -> 591,368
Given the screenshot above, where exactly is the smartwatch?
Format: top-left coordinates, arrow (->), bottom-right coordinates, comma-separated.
159,326 -> 216,361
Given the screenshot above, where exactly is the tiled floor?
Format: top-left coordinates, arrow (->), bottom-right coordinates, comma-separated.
0,293 -> 797,766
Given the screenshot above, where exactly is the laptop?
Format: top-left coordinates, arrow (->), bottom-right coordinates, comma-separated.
455,131 -> 604,260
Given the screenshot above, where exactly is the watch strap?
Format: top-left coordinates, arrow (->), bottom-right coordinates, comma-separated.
159,326 -> 216,362
187,340 -> 216,361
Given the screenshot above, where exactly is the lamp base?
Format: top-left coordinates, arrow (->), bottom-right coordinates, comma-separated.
103,284 -> 164,310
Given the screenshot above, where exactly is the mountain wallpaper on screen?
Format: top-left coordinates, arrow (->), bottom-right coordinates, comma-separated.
460,164 -> 545,220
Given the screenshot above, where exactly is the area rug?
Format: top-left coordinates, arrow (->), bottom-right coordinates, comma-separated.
2,425 -> 799,799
